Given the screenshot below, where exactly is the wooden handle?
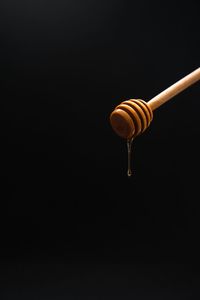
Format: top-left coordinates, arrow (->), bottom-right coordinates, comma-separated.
148,67 -> 200,111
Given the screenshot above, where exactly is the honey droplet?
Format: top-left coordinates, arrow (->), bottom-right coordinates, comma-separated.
127,137 -> 134,177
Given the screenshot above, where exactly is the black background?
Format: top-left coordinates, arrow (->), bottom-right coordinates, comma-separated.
0,0 -> 200,298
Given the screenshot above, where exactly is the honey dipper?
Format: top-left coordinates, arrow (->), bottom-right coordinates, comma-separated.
109,67 -> 200,176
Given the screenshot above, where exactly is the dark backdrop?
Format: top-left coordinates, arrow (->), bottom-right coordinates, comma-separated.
0,0 -> 200,299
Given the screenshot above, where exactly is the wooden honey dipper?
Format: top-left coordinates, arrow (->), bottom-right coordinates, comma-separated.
110,67 -> 200,140
110,67 -> 200,176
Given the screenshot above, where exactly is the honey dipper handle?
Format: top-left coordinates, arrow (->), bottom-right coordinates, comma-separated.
148,67 -> 200,111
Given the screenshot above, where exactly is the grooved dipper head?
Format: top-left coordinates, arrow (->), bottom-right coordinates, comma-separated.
110,99 -> 153,139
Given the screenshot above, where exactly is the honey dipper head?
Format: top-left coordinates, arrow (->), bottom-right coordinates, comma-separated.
110,99 -> 153,139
